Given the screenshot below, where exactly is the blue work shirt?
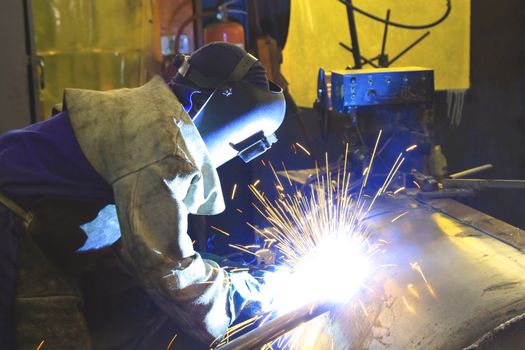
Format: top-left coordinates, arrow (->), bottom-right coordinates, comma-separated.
0,111 -> 113,347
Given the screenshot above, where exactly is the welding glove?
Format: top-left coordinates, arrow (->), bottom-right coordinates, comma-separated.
227,271 -> 265,320
200,252 -> 265,318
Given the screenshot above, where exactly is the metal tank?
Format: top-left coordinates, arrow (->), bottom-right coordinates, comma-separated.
292,195 -> 525,349
220,195 -> 525,349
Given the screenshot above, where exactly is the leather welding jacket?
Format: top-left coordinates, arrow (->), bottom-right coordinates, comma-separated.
0,76 -> 241,347
63,76 -> 235,343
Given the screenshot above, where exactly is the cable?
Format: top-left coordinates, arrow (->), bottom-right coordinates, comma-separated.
174,11 -> 216,53
166,0 -> 192,33
338,0 -> 452,30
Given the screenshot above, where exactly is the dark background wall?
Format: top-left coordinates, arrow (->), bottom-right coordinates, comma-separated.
438,0 -> 525,228
0,0 -> 40,133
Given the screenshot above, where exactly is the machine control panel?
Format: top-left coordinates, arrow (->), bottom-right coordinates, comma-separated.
330,67 -> 434,113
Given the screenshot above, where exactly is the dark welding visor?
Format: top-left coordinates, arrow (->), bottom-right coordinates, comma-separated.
192,80 -> 286,168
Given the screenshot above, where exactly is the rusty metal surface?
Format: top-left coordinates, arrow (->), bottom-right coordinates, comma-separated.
290,196 -> 525,349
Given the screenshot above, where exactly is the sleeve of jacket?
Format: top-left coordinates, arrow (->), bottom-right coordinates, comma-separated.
112,156 -> 234,344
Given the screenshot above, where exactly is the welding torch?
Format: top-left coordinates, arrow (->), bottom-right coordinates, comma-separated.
408,164 -> 525,198
216,301 -> 333,350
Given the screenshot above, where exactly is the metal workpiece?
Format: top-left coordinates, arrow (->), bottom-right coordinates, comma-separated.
448,164 -> 493,179
424,198 -> 525,252
441,178 -> 525,190
282,196 -> 525,349
217,302 -> 333,350
464,312 -> 525,350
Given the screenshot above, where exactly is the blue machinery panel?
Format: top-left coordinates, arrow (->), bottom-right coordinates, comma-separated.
330,67 -> 434,113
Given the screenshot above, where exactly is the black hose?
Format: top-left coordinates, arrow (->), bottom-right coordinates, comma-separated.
338,0 -> 452,30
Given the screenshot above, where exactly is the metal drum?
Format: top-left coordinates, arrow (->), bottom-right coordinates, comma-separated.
292,196 -> 525,349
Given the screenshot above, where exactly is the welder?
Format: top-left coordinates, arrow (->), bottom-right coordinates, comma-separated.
0,42 -> 285,349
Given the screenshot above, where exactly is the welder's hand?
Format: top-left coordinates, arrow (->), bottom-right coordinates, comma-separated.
200,251 -> 256,269
227,271 -> 266,320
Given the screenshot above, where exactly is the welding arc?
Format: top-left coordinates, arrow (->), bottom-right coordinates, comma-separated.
338,0 -> 452,30
216,302 -> 333,350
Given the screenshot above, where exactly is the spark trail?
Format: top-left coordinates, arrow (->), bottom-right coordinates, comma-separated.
216,132 -> 409,349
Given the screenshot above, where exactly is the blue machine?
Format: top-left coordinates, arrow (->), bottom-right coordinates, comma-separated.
313,66 -> 435,180
322,67 -> 434,114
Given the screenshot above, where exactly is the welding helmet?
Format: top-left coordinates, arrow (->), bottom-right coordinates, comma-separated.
169,42 -> 286,168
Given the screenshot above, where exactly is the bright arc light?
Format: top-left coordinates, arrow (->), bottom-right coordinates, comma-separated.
262,237 -> 370,314
249,136 -> 404,318
218,135 -> 409,350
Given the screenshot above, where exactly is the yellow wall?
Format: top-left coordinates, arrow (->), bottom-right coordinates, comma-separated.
283,0 -> 470,107
33,0 -> 153,118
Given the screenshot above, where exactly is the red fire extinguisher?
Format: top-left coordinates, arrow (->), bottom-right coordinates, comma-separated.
204,0 -> 246,48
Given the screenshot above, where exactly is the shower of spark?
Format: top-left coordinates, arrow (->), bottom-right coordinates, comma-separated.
250,132 -> 403,315
252,175 -> 374,314
215,131 -> 412,349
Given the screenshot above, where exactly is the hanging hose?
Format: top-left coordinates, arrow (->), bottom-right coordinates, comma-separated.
174,11 -> 216,54
173,0 -> 246,54
166,0 -> 192,31
338,0 -> 452,30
